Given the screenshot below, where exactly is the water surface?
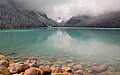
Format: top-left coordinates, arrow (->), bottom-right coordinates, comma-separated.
0,28 -> 120,71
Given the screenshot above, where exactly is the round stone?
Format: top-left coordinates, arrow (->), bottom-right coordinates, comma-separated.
0,66 -> 10,75
24,67 -> 41,75
0,59 -> 9,68
0,55 -> 6,60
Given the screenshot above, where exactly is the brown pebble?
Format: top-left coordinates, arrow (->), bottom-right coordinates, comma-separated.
72,64 -> 83,71
40,66 -> 52,75
0,66 -> 10,75
24,60 -> 38,67
54,67 -> 63,73
8,63 -> 30,74
52,73 -> 69,75
91,66 -> 101,72
24,67 -> 41,75
0,59 -> 9,68
0,55 -> 6,60
62,67 -> 72,73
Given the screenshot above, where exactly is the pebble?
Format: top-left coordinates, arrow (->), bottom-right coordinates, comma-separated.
0,55 -> 6,60
79,62 -> 87,66
52,73 -> 69,75
40,66 -> 52,75
65,60 -> 73,63
18,63 -> 30,72
98,65 -> 108,72
24,67 -> 41,75
0,59 -> 9,68
67,63 -> 76,67
72,64 -> 83,71
0,66 -> 10,75
75,70 -> 84,75
105,71 -> 113,75
0,51 -> 3,55
97,72 -> 107,75
54,67 -> 63,73
24,60 -> 38,67
62,67 -> 72,73
8,63 -> 30,73
85,68 -> 93,73
6,52 -> 16,55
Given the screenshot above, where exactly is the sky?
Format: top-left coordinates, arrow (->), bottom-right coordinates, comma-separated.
16,0 -> 120,20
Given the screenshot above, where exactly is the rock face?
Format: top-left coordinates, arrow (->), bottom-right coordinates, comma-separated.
0,0 -> 58,29
66,15 -> 91,27
65,12 -> 120,28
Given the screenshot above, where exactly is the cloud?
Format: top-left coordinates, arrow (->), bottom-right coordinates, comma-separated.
16,0 -> 120,20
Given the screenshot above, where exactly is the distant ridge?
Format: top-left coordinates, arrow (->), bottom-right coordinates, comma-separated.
65,12 -> 120,28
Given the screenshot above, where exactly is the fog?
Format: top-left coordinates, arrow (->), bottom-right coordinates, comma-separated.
16,0 -> 120,20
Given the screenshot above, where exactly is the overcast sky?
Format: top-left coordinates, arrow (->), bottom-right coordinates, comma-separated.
16,0 -> 120,20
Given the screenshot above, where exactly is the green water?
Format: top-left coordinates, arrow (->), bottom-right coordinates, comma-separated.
0,28 -> 120,71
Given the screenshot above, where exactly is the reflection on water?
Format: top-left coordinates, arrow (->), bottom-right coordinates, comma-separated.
0,28 -> 120,71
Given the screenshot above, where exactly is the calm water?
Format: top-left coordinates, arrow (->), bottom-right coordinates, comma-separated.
0,28 -> 120,71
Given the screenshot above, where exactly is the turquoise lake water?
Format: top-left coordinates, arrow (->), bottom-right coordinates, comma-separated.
0,28 -> 120,71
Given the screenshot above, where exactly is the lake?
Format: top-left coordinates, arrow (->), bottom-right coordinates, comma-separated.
0,28 -> 120,73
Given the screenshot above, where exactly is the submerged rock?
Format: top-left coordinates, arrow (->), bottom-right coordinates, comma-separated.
67,63 -> 76,67
52,67 -> 63,73
8,63 -> 19,73
75,70 -> 84,75
97,72 -> 107,75
72,64 -> 83,71
56,67 -> 63,73
6,52 -> 16,56
113,72 -> 120,75
52,73 -> 69,75
18,64 -> 30,72
0,55 -> 6,60
79,62 -> 87,66
90,65 -> 108,73
40,66 -> 52,75
91,66 -> 101,73
0,59 -> 9,68
85,68 -> 93,74
0,51 -> 3,55
65,59 -> 73,63
0,66 -> 10,75
24,67 -> 41,75
24,60 -> 38,67
62,67 -> 72,73
98,65 -> 108,72
105,71 -> 113,75
8,63 -> 30,73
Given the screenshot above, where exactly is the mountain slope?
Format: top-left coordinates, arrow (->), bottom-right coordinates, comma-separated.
0,0 -> 58,29
65,12 -> 120,28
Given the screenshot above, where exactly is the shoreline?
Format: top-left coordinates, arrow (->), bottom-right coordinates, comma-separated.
0,27 -> 120,30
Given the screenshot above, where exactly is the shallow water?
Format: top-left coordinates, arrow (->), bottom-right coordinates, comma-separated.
0,28 -> 120,72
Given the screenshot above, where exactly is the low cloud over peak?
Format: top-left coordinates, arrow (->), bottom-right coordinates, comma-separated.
16,0 -> 120,20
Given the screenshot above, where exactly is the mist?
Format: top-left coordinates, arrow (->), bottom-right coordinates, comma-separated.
16,0 -> 120,20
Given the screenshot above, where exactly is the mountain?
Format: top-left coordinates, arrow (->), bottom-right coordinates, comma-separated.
0,0 -> 58,29
65,12 -> 120,28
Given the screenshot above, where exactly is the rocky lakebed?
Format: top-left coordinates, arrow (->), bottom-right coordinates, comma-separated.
0,51 -> 120,75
